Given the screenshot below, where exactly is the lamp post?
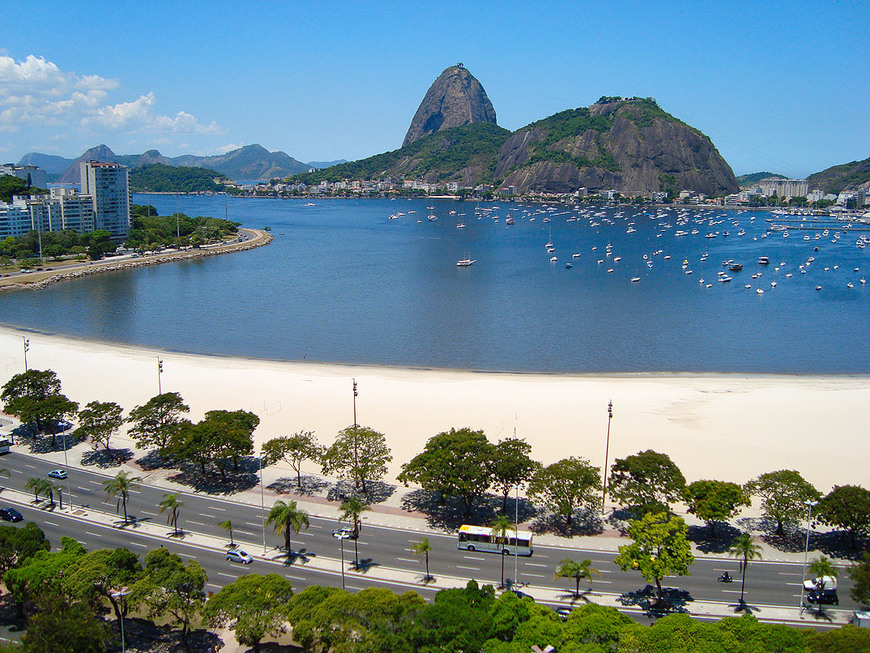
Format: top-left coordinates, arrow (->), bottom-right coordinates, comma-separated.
333,529 -> 350,590
514,483 -> 520,586
799,499 -> 818,613
157,358 -> 163,395
601,400 -> 613,514
259,452 -> 267,554
61,425 -> 72,511
22,337 -> 29,371
109,587 -> 130,653
352,379 -> 358,489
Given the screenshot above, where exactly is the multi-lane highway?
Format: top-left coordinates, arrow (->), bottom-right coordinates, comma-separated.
0,451 -> 858,616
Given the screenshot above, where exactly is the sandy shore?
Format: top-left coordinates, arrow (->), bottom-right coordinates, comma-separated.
1,325 -> 867,493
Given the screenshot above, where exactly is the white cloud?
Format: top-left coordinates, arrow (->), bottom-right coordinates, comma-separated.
0,54 -> 221,138
217,142 -> 245,154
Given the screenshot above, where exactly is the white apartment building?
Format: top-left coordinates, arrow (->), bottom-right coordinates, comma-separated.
80,161 -> 131,238
0,199 -> 31,238
759,178 -> 809,198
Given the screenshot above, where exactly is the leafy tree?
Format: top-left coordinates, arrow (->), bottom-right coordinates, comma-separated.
684,479 -> 751,539
74,400 -> 123,452
322,425 -> 392,494
22,597 -> 109,653
620,612 -> 739,651
130,547 -> 206,649
339,496 -> 368,567
63,547 -> 142,646
411,537 -> 433,581
614,512 -> 695,604
608,450 -> 686,515
201,409 -> 259,476
728,532 -> 762,607
127,391 -> 190,455
266,499 -> 309,555
490,514 -> 514,588
219,519 -> 235,547
848,552 -> 870,608
490,437 -> 538,513
527,456 -> 600,525
817,484 -> 870,546
1,369 -> 78,447
554,558 -> 601,598
5,537 -> 86,610
398,427 -> 493,516
0,522 -> 50,578
744,469 -> 820,537
408,580 -> 496,653
204,573 -> 294,653
102,470 -> 142,524
261,430 -> 323,487
158,493 -> 184,536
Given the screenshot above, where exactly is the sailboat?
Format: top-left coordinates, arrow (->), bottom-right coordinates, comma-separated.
457,251 -> 475,267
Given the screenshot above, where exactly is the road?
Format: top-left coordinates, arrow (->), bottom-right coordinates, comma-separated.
0,451 -> 859,615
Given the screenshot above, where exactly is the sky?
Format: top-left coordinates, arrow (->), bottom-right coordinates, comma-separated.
1,1 -> 867,178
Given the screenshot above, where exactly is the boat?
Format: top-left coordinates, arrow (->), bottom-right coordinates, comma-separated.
456,257 -> 475,267
456,223 -> 466,229
549,256 -> 558,262
565,263 -> 572,269
758,256 -> 769,265
505,217 -> 515,225
630,277 -> 641,283
729,263 -> 743,272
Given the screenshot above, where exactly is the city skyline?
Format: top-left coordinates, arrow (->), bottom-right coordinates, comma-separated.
2,1 -> 868,179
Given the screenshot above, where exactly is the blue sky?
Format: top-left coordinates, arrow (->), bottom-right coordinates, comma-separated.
2,0 -> 867,178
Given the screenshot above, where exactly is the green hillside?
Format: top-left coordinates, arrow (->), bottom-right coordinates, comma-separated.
807,157 -> 870,194
129,164 -> 228,193
736,172 -> 787,187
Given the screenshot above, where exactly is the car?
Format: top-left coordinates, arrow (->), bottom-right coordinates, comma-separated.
226,549 -> 253,564
555,607 -> 573,621
0,507 -> 23,522
47,469 -> 67,480
332,527 -> 358,540
806,589 -> 839,605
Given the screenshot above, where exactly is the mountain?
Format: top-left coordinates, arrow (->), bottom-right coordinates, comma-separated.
306,159 -> 348,170
736,172 -> 787,187
171,144 -> 309,181
806,157 -> 870,194
57,144 -> 118,182
129,163 -> 227,193
16,152 -> 74,176
403,64 -> 497,147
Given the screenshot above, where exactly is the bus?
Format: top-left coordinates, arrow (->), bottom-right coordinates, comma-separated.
457,524 -> 534,556
0,437 -> 11,454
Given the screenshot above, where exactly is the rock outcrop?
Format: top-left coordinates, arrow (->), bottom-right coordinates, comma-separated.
403,64 -> 497,147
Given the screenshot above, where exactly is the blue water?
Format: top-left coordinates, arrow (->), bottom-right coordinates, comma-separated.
0,196 -> 868,373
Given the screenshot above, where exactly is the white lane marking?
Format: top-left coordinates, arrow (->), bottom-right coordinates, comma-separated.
141,511 -> 157,516
216,572 -> 235,579
286,574 -> 307,581
130,542 -> 148,548
200,514 -> 217,519
525,562 -> 548,568
456,565 -> 479,571
464,555 -> 486,561
308,524 -> 322,529
297,532 -> 315,537
524,573 -> 546,578
721,589 -> 745,594
210,506 -> 226,512
44,520 -> 59,526
188,520 -> 205,526
22,463 -> 36,469
396,557 -> 416,563
85,531 -> 102,537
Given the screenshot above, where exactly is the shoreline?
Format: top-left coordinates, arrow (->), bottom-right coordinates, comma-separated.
1,325 -> 867,495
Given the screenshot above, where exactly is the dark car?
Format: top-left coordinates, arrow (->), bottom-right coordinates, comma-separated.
806,589 -> 839,605
0,507 -> 23,522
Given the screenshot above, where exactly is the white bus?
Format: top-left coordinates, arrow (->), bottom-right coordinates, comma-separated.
457,524 -> 534,556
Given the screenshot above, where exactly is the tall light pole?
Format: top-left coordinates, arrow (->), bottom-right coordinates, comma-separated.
157,358 -> 163,395
601,400 -> 613,514
514,483 -> 520,585
799,499 -> 818,613
22,337 -> 29,371
352,379 -> 358,490
259,452 -> 267,554
61,426 -> 72,511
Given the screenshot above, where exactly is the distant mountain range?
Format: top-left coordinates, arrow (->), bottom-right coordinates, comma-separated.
806,157 -> 870,194
17,145 -> 346,183
736,172 -> 788,187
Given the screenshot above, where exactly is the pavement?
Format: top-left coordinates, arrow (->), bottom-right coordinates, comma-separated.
0,415 -> 859,631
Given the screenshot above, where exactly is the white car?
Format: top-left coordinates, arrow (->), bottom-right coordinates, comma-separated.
332,527 -> 358,540
47,469 -> 67,480
226,549 -> 253,564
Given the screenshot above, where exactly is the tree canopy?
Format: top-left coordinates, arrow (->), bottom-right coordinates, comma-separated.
608,450 -> 686,515
817,484 -> 870,546
127,391 -> 190,456
527,456 -> 601,525
685,479 -> 751,538
744,470 -> 820,537
321,425 -> 392,494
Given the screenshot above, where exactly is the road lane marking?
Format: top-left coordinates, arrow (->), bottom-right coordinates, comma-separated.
396,557 -> 416,563
44,520 -> 58,526
188,520 -> 205,526
217,572 -> 235,579
463,555 -> 486,561
22,463 -> 36,469
456,565 -> 479,571
210,506 -> 226,512
524,573 -> 546,578
200,514 -> 217,519
525,562 -> 548,568
85,531 -> 102,537
130,542 -> 148,548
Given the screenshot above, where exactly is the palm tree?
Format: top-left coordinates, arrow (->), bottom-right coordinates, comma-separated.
729,532 -> 763,608
158,493 -> 184,536
411,537 -> 433,581
554,558 -> 601,598
102,470 -> 142,524
219,518 -> 235,547
25,477 -> 50,503
266,499 -> 310,555
490,514 -> 515,588
807,555 -> 839,615
339,496 -> 369,568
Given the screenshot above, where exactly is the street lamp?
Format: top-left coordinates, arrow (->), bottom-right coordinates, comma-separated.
259,451 -> 267,554
352,379 -> 358,489
514,483 -> 520,586
601,400 -> 613,514
333,528 -> 350,590
799,499 -> 818,613
157,358 -> 163,395
109,587 -> 131,653
22,337 -> 29,371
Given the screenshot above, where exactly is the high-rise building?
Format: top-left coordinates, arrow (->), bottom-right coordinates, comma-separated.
80,161 -> 131,238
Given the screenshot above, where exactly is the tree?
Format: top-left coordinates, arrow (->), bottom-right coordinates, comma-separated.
608,450 -> 686,515
554,558 -> 601,598
322,425 -> 392,494
201,409 -> 258,475
0,522 -> 50,578
102,470 -> 142,524
744,470 -> 820,537
613,512 -> 695,604
728,532 -> 762,607
261,430 -> 324,487
219,519 -> 235,547
817,484 -> 870,547
158,493 -> 184,536
1,369 -> 78,448
398,427 -> 493,516
130,547 -> 206,649
22,598 -> 109,653
685,479 -> 751,539
5,537 -> 86,610
411,537 -> 433,581
266,499 -> 309,555
806,555 -> 838,615
339,496 -> 368,568
204,573 -> 294,653
848,552 -> 870,608
126,391 -> 190,455
490,437 -> 538,513
24,477 -> 52,504
490,514 -> 514,588
74,400 -> 123,453
527,457 -> 600,526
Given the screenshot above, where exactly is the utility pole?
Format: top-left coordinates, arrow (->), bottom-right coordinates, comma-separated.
22,337 -> 29,371
352,379 -> 358,489
157,358 -> 163,395
601,400 -> 613,514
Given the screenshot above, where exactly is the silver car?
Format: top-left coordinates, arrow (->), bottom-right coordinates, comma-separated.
225,549 -> 253,564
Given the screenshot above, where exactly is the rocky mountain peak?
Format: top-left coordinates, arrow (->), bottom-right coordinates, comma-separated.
403,64 -> 497,147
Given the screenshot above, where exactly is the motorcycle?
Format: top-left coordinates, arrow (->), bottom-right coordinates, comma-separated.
717,572 -> 733,583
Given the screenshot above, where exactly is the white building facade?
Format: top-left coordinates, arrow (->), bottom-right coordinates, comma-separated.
80,161 -> 131,238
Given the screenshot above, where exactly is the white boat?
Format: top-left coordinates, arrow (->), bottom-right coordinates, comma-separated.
630,277 -> 641,283
457,257 -> 475,267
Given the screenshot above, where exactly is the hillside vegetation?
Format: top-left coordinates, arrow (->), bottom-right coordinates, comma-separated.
129,164 -> 227,193
807,157 -> 870,194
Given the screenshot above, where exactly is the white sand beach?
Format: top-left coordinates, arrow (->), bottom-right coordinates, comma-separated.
1,325 -> 866,493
